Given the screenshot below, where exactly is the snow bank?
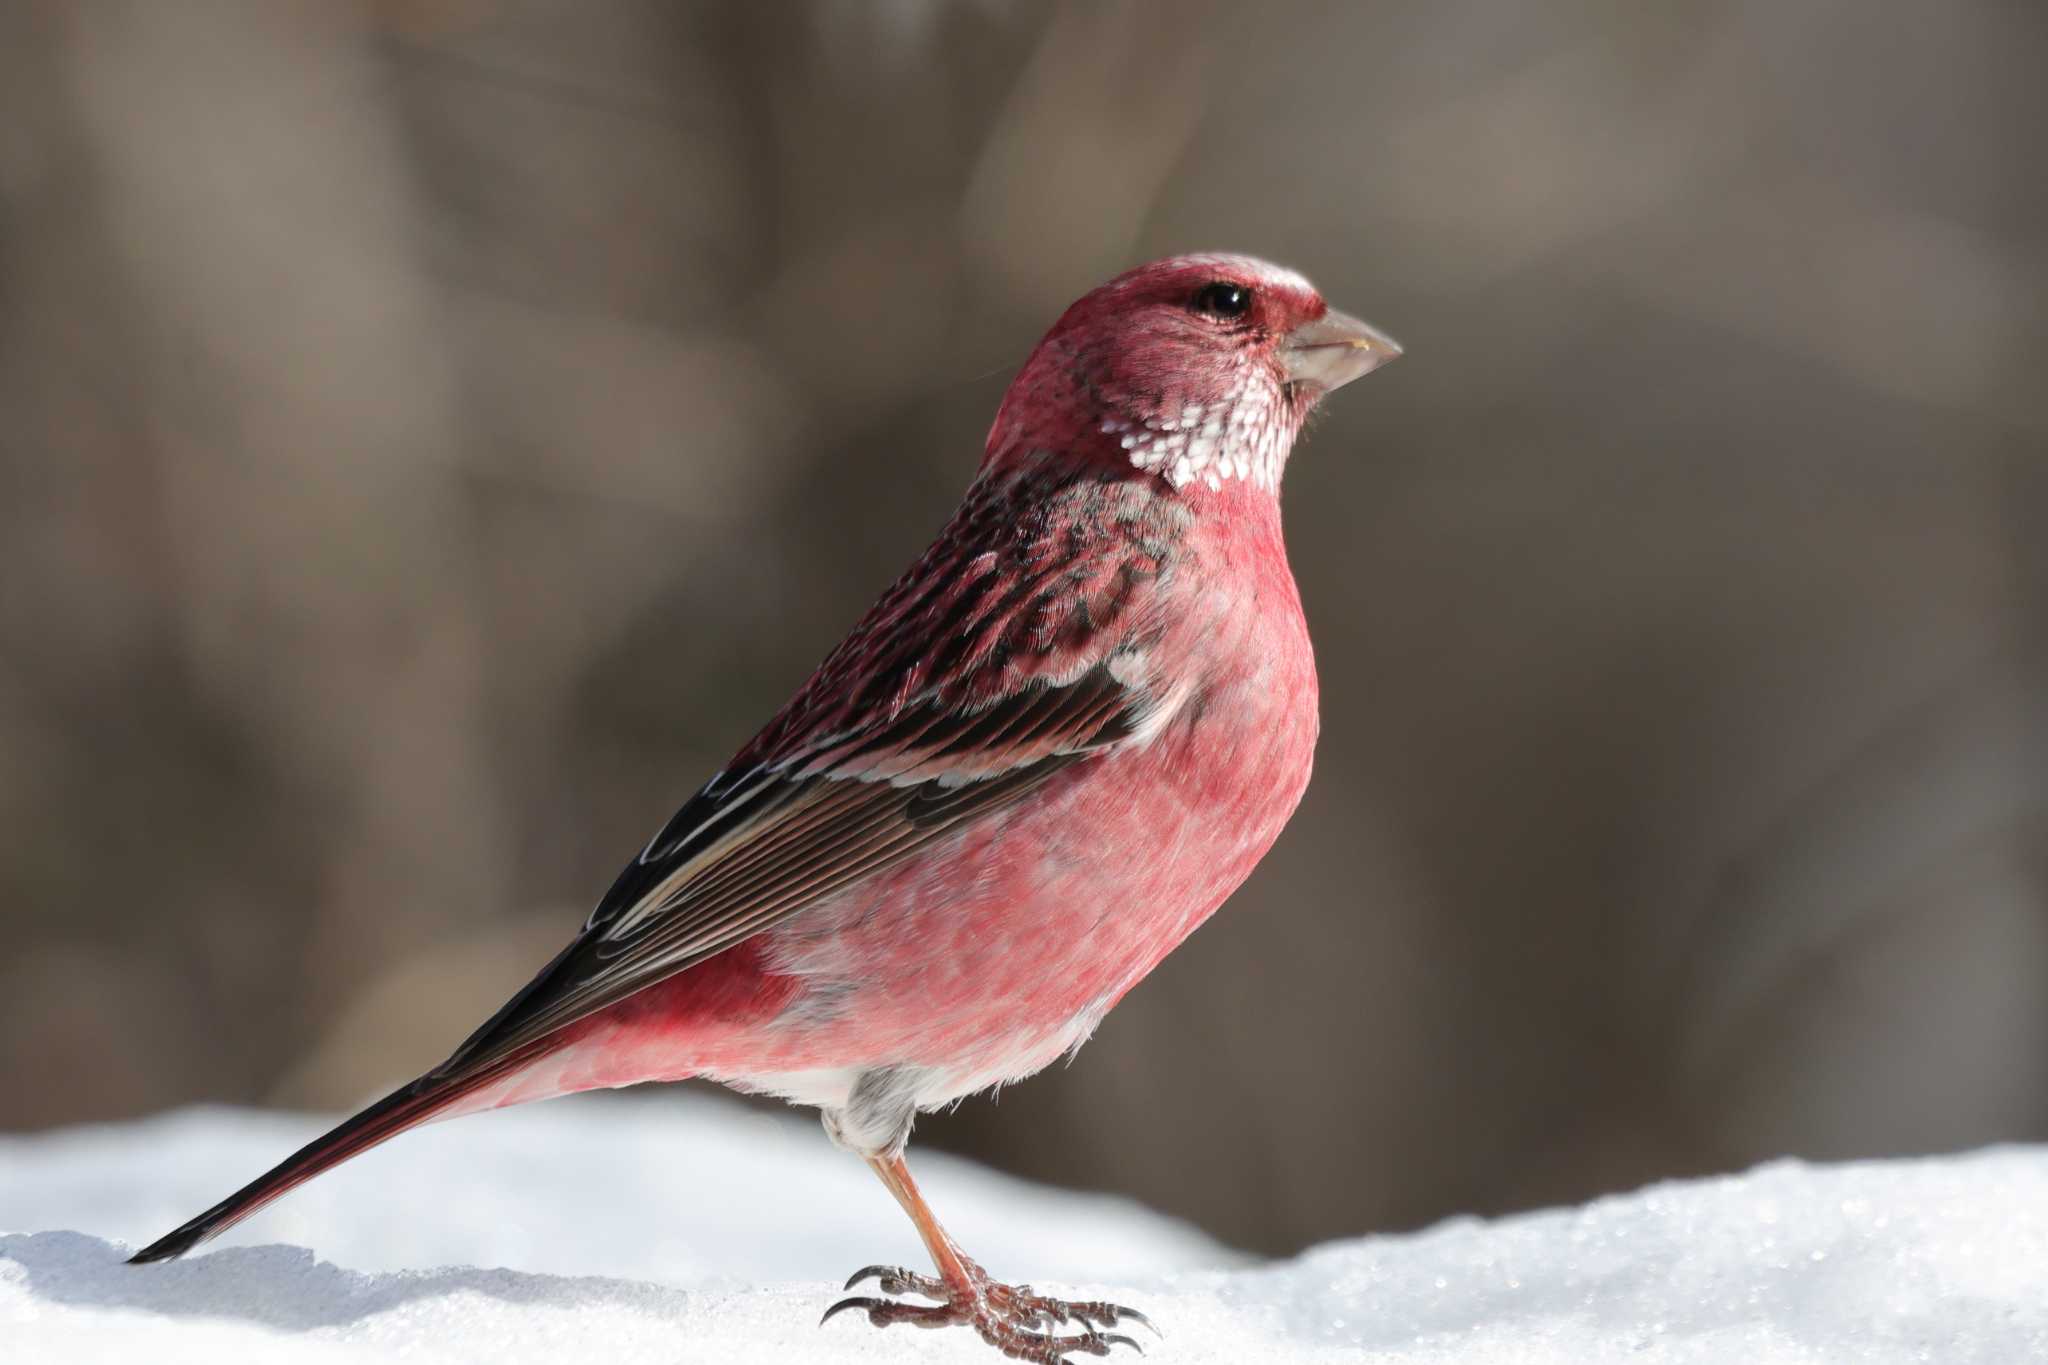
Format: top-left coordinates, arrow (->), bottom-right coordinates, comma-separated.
4,1094 -> 2043,1363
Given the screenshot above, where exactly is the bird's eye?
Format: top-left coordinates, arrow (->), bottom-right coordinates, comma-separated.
1190,282 -> 1253,320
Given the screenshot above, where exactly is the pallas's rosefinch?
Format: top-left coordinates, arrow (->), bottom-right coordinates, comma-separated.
131,254 -> 1399,1361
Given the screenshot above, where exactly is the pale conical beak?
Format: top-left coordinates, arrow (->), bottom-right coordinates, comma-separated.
1282,308 -> 1402,393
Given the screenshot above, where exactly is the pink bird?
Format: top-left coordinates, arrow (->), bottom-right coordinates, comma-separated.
130,253 -> 1399,1361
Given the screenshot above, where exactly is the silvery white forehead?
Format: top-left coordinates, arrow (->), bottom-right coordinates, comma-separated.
1110,253 -> 1318,298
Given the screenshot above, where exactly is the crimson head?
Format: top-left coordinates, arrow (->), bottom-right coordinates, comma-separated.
986,253 -> 1400,495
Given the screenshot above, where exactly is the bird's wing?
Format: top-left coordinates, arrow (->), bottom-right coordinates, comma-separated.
436,472 -> 1188,1077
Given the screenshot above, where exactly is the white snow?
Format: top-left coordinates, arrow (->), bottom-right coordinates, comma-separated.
4,1093 -> 2045,1363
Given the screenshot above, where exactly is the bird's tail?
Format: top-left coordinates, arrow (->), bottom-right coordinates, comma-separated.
127,1041 -> 559,1264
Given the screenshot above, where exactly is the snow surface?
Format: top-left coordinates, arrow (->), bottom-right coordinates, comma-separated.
3,1093 -> 2044,1363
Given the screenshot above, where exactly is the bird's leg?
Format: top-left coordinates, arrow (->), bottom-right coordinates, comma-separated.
822,1150 -> 1154,1362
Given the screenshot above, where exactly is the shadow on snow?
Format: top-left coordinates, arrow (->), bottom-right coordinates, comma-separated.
1,1229 -> 694,1334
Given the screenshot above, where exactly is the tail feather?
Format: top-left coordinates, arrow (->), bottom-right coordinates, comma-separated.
127,1044 -> 553,1264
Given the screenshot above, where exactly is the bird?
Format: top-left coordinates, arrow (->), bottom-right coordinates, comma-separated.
128,253 -> 1399,1362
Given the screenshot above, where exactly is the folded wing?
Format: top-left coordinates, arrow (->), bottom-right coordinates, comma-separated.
438,657 -> 1152,1075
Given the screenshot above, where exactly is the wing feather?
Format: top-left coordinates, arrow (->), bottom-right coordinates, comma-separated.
436,663 -> 1151,1076
434,464 -> 1192,1080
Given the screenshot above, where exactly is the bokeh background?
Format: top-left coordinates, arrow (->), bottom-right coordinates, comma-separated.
3,0 -> 2045,1257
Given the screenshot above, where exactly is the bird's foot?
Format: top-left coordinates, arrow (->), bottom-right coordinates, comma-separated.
824,1260 -> 1154,1363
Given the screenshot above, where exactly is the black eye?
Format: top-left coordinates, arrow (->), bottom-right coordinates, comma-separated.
1190,282 -> 1253,320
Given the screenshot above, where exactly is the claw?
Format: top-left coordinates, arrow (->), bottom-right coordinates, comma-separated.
1116,1306 -> 1160,1338
819,1295 -> 887,1326
1101,1331 -> 1143,1354
842,1264 -> 899,1291
1046,1299 -> 1157,1338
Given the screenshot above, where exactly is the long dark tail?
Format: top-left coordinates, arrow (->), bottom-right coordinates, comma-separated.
128,1044 -> 555,1264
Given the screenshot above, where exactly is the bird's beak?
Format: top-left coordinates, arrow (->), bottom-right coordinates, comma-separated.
1281,308 -> 1402,394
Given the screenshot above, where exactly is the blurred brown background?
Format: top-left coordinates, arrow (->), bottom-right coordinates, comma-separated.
3,0 -> 2045,1257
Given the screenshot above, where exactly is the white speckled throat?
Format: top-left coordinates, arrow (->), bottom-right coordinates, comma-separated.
1098,358 -> 1293,494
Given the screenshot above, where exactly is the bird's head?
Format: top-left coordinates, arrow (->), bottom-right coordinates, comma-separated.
985,253 -> 1400,496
